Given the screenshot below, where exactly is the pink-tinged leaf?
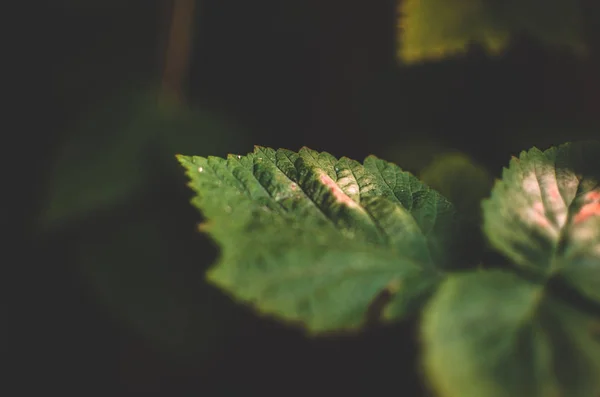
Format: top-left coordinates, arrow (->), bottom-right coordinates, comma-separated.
558,186 -> 600,304
318,172 -> 361,209
177,146 -> 458,332
573,191 -> 600,224
482,140 -> 600,305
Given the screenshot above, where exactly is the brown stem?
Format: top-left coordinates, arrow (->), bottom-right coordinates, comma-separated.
160,0 -> 196,106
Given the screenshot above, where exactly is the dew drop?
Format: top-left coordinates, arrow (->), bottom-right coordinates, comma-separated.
237,155 -> 241,159
198,167 -> 204,172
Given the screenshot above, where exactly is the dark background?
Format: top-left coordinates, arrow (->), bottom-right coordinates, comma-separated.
17,1 -> 599,396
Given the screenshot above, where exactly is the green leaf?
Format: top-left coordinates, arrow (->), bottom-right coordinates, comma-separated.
422,270 -> 600,397
178,147 -> 459,332
40,87 -> 245,230
398,0 -> 586,64
482,141 -> 600,303
40,90 -> 154,229
420,152 -> 493,224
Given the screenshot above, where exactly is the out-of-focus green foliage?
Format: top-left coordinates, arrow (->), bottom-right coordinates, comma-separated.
41,90 -> 153,229
398,0 -> 586,63
41,84 -> 249,357
178,147 -> 461,333
422,270 -> 600,397
40,86 -> 246,230
78,216 -> 235,357
420,152 -> 493,224
419,152 -> 494,266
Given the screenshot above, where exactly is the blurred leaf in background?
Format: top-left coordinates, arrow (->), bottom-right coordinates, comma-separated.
420,152 -> 493,225
398,0 -> 586,64
382,145 -> 495,267
40,88 -> 155,229
77,211 -> 239,358
422,270 -> 600,397
39,81 -> 250,359
39,85 -> 247,230
419,152 -> 494,267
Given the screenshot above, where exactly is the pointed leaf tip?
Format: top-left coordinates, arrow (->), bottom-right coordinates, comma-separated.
179,146 -> 462,332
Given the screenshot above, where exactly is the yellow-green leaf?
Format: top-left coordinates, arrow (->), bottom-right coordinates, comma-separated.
398,0 -> 586,64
